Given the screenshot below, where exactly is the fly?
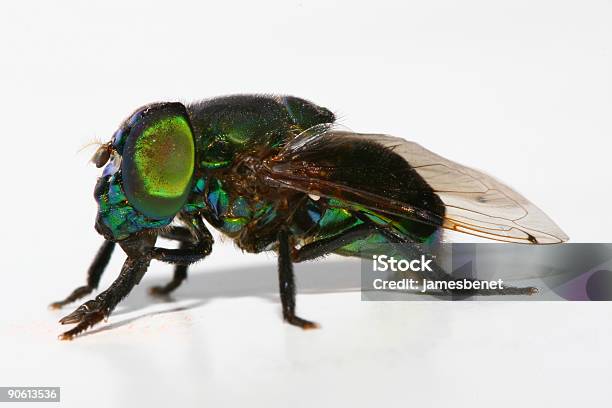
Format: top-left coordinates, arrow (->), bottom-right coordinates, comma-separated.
50,94 -> 569,340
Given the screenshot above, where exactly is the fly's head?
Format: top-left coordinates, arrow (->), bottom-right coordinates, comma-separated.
92,102 -> 196,241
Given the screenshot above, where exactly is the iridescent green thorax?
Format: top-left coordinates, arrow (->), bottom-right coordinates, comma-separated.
187,95 -> 335,171
184,175 -> 277,238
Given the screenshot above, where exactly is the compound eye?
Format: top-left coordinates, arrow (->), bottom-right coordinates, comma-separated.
121,103 -> 195,219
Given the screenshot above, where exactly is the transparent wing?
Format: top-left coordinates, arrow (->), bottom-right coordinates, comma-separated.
264,127 -> 568,244
371,134 -> 568,244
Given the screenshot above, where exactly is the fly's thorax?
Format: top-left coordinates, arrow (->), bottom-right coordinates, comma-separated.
187,95 -> 335,174
183,172 -> 280,238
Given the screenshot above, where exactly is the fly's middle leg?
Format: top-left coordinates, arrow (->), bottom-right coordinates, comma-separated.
277,228 -> 319,329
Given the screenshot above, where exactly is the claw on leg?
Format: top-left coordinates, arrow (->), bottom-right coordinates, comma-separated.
148,285 -> 174,297
277,229 -> 320,331
149,263 -> 188,297
285,315 -> 320,330
58,300 -> 108,340
55,236 -> 157,341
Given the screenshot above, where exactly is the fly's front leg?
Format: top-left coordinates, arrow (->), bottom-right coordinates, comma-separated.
150,215 -> 213,266
277,229 -> 319,329
148,219 -> 212,296
58,234 -> 156,340
50,240 -> 116,309
57,215 -> 213,340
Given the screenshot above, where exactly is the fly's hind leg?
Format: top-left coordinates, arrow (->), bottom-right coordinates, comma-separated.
377,227 -> 538,297
293,216 -> 536,299
50,240 -> 115,309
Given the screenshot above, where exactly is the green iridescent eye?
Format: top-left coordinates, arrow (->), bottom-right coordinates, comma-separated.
121,103 -> 195,219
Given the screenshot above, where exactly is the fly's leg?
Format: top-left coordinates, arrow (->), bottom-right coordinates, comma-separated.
293,223 -> 378,262
50,222 -> 206,308
148,253 -> 189,296
148,225 -> 204,296
282,223 -> 378,328
150,215 -> 214,265
278,228 -> 319,329
148,215 -> 213,294
58,216 -> 214,340
294,217 -> 536,298
49,240 -> 115,309
376,227 -> 537,297
59,255 -> 151,340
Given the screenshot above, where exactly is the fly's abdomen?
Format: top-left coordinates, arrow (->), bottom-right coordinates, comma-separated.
292,197 -> 442,259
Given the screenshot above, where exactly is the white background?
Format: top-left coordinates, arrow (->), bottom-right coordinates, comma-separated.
0,0 -> 611,407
